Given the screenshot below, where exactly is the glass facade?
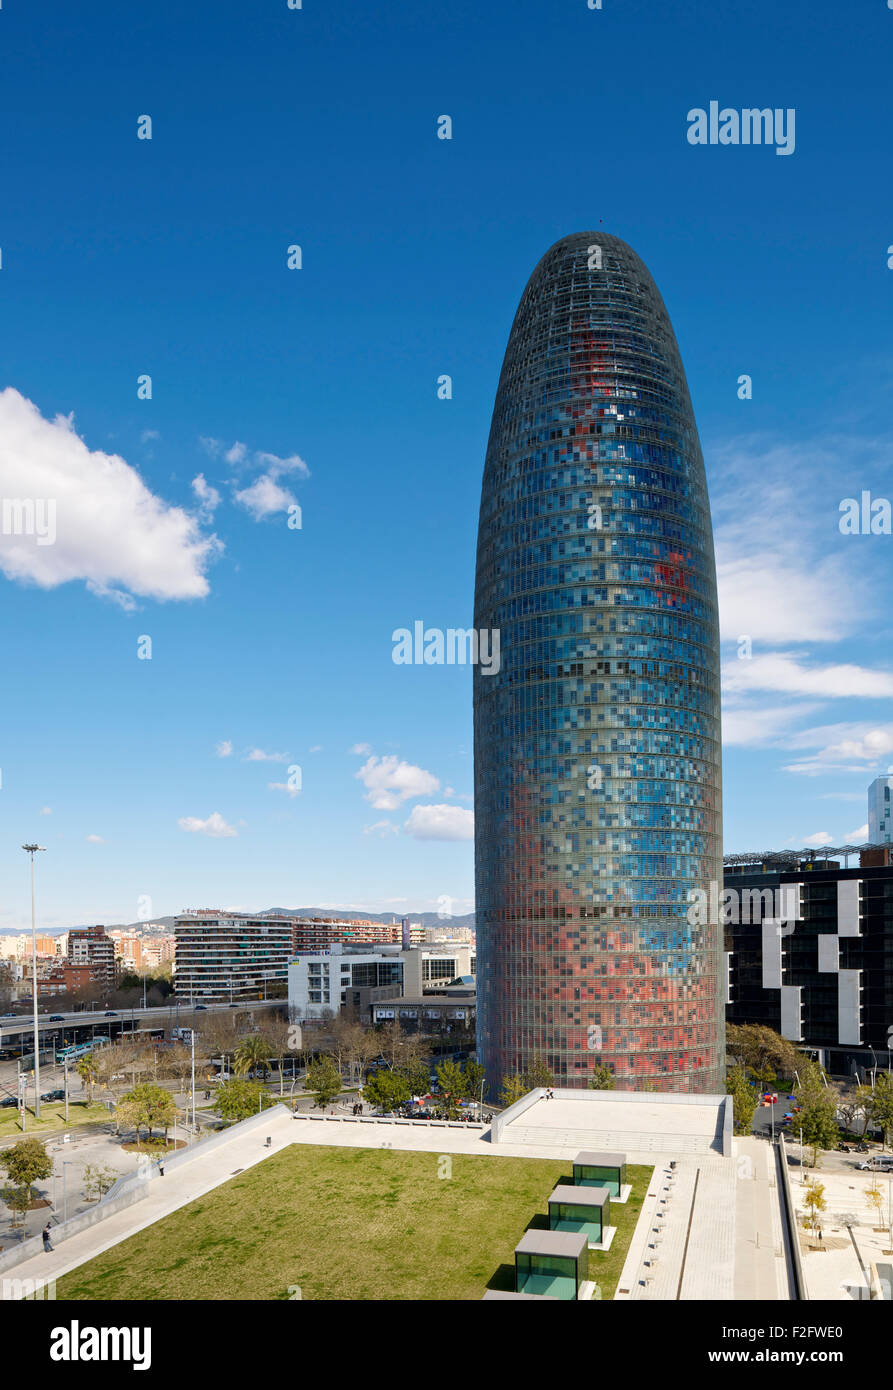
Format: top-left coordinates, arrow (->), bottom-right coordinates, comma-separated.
515,1251 -> 582,1301
473,232 -> 723,1093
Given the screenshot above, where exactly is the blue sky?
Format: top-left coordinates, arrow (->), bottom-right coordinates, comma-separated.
1,0 -> 891,928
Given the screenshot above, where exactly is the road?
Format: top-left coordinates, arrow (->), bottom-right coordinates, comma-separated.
0,996 -> 283,1044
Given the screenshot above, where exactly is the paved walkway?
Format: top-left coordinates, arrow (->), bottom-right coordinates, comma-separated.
614,1139 -> 790,1301
0,1112 -> 796,1301
790,1160 -> 893,1300
2,1108 -> 298,1296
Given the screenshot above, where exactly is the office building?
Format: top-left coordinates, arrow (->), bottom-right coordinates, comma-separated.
288,941 -> 476,1020
868,776 -> 893,845
725,850 -> 893,1075
473,232 -> 723,1091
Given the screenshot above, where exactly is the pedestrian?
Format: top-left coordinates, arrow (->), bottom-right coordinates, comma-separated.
42,1223 -> 54,1253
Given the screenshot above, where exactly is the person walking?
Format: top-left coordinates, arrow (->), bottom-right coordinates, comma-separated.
42,1223 -> 54,1253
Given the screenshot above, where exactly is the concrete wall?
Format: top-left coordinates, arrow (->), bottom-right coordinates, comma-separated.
492,1087 -> 732,1156
0,1184 -> 148,1275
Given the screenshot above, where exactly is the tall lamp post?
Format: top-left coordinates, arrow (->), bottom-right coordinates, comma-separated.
22,844 -> 46,1120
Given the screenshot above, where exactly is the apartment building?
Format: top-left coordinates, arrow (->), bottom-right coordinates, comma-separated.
175,911 -> 293,1000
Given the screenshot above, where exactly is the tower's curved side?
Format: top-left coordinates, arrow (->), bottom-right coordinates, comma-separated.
473,232 -> 723,1094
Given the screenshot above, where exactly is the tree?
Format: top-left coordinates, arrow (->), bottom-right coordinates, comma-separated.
234,1035 -> 272,1080
215,1078 -> 273,1123
499,1074 -> 527,1109
522,1056 -> 553,1091
116,1082 -> 177,1144
400,1057 -> 431,1098
160,1043 -> 196,1093
868,1072 -> 893,1150
348,1028 -> 381,1088
588,1064 -> 616,1091
260,1017 -> 293,1095
83,1164 -> 120,1202
726,1024 -> 803,1085
5,1184 -> 33,1230
834,1085 -> 860,1138
795,1063 -> 840,1166
865,1180 -> 886,1232
854,1084 -> 876,1137
363,1070 -> 411,1114
803,1178 -> 827,1238
0,961 -> 13,1011
726,1066 -> 758,1136
464,1059 -> 488,1108
200,1015 -> 240,1078
0,1138 -> 52,1205
305,1056 -> 342,1109
435,1060 -> 468,1118
77,1053 -> 99,1102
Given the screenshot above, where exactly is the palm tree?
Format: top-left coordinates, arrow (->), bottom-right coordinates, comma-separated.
234,1035 -> 272,1080
77,1053 -> 98,1102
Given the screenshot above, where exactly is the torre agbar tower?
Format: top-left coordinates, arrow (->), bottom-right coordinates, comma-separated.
473,232 -> 724,1094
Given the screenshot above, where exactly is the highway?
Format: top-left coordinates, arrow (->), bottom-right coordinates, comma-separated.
0,997 -> 284,1047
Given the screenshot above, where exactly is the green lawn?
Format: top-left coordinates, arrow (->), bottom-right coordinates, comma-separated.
56,1145 -> 652,1301
0,1100 -> 110,1139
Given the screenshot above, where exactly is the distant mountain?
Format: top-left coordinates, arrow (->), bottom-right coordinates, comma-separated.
0,909 -> 475,934
264,909 -> 476,931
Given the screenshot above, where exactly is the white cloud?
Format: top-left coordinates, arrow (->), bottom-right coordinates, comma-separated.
0,388 -> 220,603
201,436 -> 309,523
268,781 -> 301,798
781,723 -> 893,774
363,820 -> 399,838
140,429 -> 159,444
444,786 -> 474,803
309,745 -> 322,753
350,743 -> 372,756
244,747 -> 288,763
723,652 -> 893,700
845,824 -> 869,841
802,831 -> 834,847
720,703 -> 821,748
215,740 -> 233,758
86,834 -> 105,844
355,755 -> 440,810
710,434 -> 873,644
403,803 -> 474,841
177,812 -> 237,838
191,473 -> 221,522
39,806 -> 52,815
233,474 -> 295,520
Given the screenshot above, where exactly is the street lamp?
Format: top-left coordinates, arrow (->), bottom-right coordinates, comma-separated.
22,845 -> 46,1120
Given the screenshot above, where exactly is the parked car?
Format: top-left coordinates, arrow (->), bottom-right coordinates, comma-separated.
41,1089 -> 65,1102
49,1014 -> 65,1022
1,1095 -> 19,1107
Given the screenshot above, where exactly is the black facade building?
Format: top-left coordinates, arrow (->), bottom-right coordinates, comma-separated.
724,851 -> 893,1076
